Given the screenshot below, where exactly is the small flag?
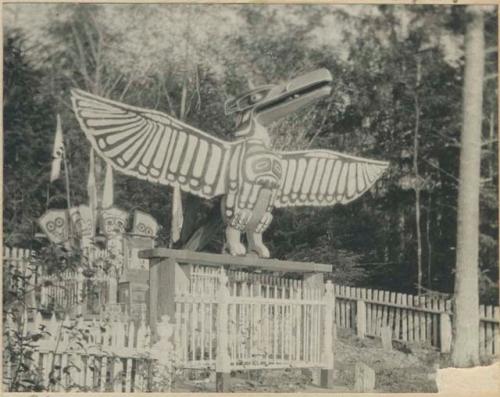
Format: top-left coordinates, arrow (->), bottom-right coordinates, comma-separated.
102,162 -> 114,209
171,185 -> 184,243
87,149 -> 98,235
50,114 -> 64,182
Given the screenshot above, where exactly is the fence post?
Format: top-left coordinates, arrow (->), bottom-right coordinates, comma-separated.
321,281 -> 335,388
440,311 -> 452,353
109,268 -> 118,305
357,300 -> 367,339
303,272 -> 324,384
76,268 -> 85,315
216,269 -> 230,392
147,256 -> 189,342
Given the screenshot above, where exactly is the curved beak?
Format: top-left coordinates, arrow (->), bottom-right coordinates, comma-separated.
254,68 -> 333,126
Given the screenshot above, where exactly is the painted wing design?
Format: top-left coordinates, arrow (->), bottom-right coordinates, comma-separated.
275,150 -> 388,207
71,89 -> 233,199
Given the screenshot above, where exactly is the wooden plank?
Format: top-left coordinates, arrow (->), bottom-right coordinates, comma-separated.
335,292 -> 340,326
125,358 -> 133,392
42,352 -> 51,389
394,293 -> 402,340
382,291 -> 390,329
440,311 -> 452,353
431,298 -> 438,347
100,356 -> 107,392
411,296 -> 418,343
346,287 -> 351,329
354,362 -> 375,392
357,300 -> 367,339
340,296 -> 346,329
297,283 -> 302,362
376,291 -> 384,337
479,304 -> 486,356
419,296 -> 426,343
366,289 -> 373,336
408,295 -> 415,342
388,292 -> 396,333
485,306 -> 494,356
133,359 -> 142,392
273,287 -> 278,363
84,354 -> 92,390
401,294 -> 408,342
494,306 -> 500,356
140,248 -> 332,273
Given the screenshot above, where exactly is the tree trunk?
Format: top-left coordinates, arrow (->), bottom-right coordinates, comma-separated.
451,7 -> 485,368
426,195 -> 432,289
413,57 -> 422,296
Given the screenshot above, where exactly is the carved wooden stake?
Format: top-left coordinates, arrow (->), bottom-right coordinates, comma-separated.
320,280 -> 335,388
354,362 -> 375,392
356,300 -> 367,339
440,312 -> 452,353
216,269 -> 230,392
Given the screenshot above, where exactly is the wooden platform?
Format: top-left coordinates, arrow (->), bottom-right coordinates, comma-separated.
139,248 -> 332,274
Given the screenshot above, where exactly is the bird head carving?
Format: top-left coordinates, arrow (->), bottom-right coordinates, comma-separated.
225,68 -> 333,137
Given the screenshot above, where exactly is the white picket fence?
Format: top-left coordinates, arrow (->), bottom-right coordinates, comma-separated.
3,309 -> 153,392
333,285 -> 500,356
39,268 -> 116,312
174,265 -> 334,371
3,246 -> 117,313
3,247 -> 37,294
3,245 -> 499,393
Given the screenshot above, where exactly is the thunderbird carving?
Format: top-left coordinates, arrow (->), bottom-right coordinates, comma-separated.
72,69 -> 388,258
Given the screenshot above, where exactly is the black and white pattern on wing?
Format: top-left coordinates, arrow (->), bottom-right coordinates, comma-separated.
275,150 -> 388,207
71,89 -> 232,199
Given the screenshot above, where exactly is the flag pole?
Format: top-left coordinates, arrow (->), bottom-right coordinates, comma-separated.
63,149 -> 73,243
63,152 -> 72,209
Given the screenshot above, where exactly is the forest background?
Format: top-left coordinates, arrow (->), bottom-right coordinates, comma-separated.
3,4 -> 498,304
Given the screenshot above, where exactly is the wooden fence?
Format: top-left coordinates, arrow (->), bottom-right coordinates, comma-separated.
40,268 -> 116,314
333,284 -> 500,356
3,246 -> 117,315
175,265 -> 333,370
3,247 -> 37,295
4,245 -> 499,393
3,309 -> 152,392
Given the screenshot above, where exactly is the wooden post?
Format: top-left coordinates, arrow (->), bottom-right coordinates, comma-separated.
320,281 -> 335,388
303,272 -> 323,385
148,257 -> 189,342
354,362 -> 375,392
108,268 -> 118,305
356,300 -> 367,339
216,269 -> 230,392
440,312 -> 452,353
381,326 -> 393,351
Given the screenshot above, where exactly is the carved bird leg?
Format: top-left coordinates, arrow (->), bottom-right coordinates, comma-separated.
248,212 -> 273,258
247,231 -> 269,258
225,225 -> 246,256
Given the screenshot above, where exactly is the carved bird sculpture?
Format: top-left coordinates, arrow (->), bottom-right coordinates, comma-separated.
72,68 -> 388,258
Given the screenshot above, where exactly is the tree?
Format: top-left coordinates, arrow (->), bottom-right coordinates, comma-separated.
451,6 -> 486,367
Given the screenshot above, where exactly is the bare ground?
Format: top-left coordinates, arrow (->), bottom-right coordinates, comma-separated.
173,328 -> 440,393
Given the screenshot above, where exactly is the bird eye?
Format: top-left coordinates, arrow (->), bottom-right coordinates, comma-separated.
251,93 -> 263,102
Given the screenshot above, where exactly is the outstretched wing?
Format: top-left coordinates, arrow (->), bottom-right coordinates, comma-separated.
71,89 -> 232,199
275,150 -> 388,208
